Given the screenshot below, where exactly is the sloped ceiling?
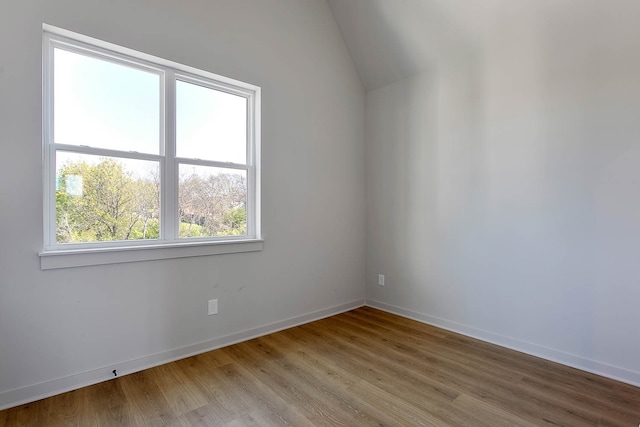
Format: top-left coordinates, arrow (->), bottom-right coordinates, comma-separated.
327,0 -> 616,92
326,0 -> 483,91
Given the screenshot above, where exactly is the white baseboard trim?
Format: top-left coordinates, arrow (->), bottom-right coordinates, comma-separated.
366,299 -> 640,389
0,299 -> 365,411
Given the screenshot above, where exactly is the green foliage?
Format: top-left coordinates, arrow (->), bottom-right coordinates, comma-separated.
56,157 -> 247,243
56,158 -> 159,243
178,172 -> 247,238
179,222 -> 209,238
130,218 -> 160,240
219,208 -> 247,236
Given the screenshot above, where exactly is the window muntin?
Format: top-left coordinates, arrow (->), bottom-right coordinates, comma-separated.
43,27 -> 260,253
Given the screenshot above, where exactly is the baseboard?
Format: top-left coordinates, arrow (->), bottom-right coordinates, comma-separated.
0,299 -> 365,411
366,299 -> 640,389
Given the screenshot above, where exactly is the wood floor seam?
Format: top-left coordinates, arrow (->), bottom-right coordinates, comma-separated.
1,307 -> 639,426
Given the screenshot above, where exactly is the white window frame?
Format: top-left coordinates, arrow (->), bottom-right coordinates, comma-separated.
40,24 -> 262,269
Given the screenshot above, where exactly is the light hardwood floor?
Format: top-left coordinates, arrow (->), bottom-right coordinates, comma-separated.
2,306 -> 640,426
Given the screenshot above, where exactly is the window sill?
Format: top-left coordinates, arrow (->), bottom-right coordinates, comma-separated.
39,239 -> 264,270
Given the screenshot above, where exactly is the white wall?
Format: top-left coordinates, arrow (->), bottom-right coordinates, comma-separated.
0,0 -> 365,408
365,0 -> 640,386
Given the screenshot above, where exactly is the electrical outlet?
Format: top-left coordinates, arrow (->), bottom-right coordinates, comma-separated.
378,274 -> 385,286
208,299 -> 218,315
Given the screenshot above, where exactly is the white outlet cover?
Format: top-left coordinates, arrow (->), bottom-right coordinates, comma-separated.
378,274 -> 385,286
208,299 -> 218,315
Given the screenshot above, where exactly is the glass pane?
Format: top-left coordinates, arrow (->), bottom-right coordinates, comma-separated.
55,152 -> 160,243
176,80 -> 247,164
179,165 -> 247,238
54,48 -> 160,154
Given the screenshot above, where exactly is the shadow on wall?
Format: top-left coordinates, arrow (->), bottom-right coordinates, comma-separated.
538,1 -> 640,364
366,0 -> 640,378
363,0 -> 488,325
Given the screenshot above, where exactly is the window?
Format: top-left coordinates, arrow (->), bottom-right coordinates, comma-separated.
41,25 -> 261,268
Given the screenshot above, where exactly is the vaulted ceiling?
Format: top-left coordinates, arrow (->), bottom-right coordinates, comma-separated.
326,0 -> 624,92
326,0 -> 494,91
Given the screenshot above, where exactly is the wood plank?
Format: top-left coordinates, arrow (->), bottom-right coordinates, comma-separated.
146,362 -> 210,418
118,370 -> 178,426
313,315 -> 614,425
1,307 -> 639,426
221,341 -> 376,426
83,377 -> 132,426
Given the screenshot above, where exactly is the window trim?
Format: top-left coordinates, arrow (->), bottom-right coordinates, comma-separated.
39,239 -> 264,270
40,24 -> 262,269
